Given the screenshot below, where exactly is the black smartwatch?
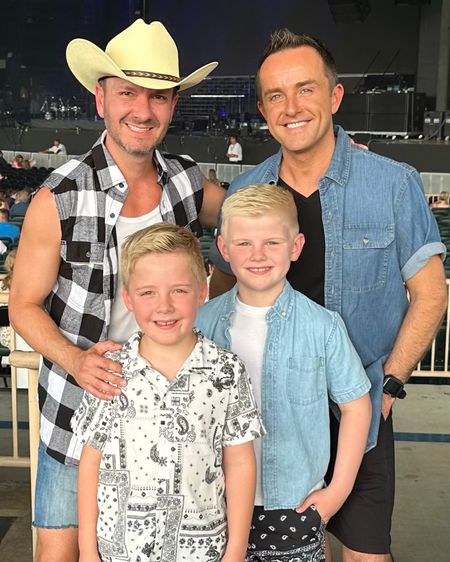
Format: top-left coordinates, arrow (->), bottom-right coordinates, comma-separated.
383,375 -> 406,399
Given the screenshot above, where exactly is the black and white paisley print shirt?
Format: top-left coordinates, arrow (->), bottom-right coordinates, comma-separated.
71,331 -> 264,562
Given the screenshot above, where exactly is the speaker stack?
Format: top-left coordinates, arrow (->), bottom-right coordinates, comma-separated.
423,111 -> 444,140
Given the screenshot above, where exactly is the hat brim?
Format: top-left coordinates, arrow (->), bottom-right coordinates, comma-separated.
66,39 -> 218,94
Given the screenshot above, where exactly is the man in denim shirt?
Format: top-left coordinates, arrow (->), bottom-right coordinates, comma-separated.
209,29 -> 447,562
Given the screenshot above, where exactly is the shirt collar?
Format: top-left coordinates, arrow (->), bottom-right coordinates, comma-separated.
267,281 -> 296,320
153,148 -> 169,184
266,149 -> 283,184
222,281 -> 296,322
121,331 -> 212,381
321,125 -> 352,187
274,125 -> 352,188
91,132 -> 166,191
90,132 -> 127,192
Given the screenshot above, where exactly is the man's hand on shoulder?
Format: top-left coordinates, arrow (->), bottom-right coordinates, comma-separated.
71,340 -> 125,400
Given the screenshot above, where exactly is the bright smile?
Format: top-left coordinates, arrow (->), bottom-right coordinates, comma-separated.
248,266 -> 272,274
285,121 -> 308,129
126,123 -> 154,133
154,320 -> 178,328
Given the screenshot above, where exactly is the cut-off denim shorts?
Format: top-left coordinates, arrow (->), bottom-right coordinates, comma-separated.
33,442 -> 78,528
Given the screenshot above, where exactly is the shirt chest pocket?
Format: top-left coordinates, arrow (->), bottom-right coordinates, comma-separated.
286,356 -> 326,406
342,225 -> 394,293
61,240 -> 105,266
60,241 -> 105,303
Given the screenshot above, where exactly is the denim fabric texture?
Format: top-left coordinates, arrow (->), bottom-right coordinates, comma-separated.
196,282 -> 371,509
209,125 -> 446,451
33,442 -> 78,528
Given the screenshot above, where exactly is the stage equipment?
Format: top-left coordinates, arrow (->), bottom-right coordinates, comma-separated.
423,111 -> 444,140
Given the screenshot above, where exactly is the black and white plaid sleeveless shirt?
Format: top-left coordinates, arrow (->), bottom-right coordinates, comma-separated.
39,133 -> 204,465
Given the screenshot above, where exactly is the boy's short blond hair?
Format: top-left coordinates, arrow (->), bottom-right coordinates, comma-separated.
221,183 -> 299,239
121,223 -> 207,288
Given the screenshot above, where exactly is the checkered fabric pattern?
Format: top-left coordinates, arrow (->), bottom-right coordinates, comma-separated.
39,133 -> 204,465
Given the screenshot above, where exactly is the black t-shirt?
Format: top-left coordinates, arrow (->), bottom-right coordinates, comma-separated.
278,178 -> 325,306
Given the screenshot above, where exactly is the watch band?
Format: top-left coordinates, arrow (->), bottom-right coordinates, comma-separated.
383,374 -> 406,399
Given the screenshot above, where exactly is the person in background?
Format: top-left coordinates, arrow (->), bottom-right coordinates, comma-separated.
208,168 -> 221,185
9,190 -> 30,218
0,150 -> 8,169
0,194 -> 9,210
1,248 -> 16,292
11,154 -> 24,169
42,138 -> 67,155
430,191 -> 450,208
226,134 -> 243,163
0,248 -> 16,338
0,209 -> 20,241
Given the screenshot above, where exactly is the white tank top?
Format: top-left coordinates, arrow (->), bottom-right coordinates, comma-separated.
108,207 -> 163,343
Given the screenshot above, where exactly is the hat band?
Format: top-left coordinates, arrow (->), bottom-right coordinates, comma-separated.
123,69 -> 179,83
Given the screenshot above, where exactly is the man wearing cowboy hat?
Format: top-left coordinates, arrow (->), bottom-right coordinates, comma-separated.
9,19 -> 225,562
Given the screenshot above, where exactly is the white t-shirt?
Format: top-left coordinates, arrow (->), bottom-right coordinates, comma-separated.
108,206 -> 163,343
230,297 -> 269,505
48,143 -> 67,155
227,142 -> 242,162
230,297 -> 324,506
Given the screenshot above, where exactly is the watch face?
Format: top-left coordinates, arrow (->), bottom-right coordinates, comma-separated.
383,376 -> 405,398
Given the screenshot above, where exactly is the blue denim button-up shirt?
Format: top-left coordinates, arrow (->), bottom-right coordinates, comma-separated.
196,282 -> 371,509
210,126 -> 446,451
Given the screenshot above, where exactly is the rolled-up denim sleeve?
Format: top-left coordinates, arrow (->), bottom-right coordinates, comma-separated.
395,169 -> 447,281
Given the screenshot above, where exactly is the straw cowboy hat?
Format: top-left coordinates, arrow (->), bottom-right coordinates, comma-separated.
66,19 -> 218,94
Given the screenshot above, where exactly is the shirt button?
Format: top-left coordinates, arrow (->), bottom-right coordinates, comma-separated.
118,182 -> 124,188
86,251 -> 91,258
110,213 -> 115,218
281,311 -> 286,317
